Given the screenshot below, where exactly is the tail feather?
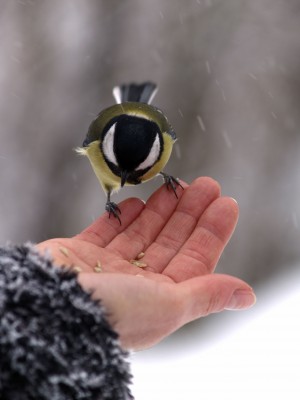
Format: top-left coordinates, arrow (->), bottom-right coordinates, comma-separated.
113,82 -> 157,104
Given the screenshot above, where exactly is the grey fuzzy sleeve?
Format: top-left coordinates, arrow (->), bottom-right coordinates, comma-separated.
0,243 -> 133,400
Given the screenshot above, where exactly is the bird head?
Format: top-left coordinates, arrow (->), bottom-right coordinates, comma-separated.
101,115 -> 163,185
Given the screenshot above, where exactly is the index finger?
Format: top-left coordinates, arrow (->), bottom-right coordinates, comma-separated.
76,197 -> 145,247
105,179 -> 187,259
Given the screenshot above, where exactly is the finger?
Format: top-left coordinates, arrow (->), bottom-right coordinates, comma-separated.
141,177 -> 221,273
76,197 -> 145,247
163,197 -> 239,282
178,274 -> 256,324
105,179 -> 188,259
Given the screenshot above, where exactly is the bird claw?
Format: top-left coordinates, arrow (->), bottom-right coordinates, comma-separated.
105,201 -> 121,224
160,173 -> 184,199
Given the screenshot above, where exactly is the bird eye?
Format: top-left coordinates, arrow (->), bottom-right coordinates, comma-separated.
136,133 -> 161,171
102,122 -> 118,166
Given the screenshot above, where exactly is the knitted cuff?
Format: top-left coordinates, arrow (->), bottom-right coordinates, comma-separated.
0,243 -> 133,400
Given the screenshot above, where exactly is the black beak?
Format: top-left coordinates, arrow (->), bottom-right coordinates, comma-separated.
121,170 -> 129,187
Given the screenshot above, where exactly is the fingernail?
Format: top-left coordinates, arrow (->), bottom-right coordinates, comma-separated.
225,289 -> 256,310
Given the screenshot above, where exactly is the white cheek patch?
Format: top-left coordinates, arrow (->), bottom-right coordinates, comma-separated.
136,134 -> 161,171
102,123 -> 118,165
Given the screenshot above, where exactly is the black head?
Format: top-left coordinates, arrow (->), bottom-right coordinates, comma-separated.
101,115 -> 163,185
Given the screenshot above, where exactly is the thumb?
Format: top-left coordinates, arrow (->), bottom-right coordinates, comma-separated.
179,274 -> 256,323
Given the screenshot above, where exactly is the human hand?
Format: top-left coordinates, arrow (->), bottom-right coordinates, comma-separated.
37,177 -> 256,350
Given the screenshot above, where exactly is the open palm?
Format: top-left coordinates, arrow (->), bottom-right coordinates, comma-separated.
37,177 -> 255,350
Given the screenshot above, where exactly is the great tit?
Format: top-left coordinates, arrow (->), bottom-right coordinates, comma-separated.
77,81 -> 182,223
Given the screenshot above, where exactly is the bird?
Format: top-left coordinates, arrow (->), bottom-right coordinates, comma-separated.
76,81 -> 183,224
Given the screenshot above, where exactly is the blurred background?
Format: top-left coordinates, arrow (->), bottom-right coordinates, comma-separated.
0,0 -> 299,398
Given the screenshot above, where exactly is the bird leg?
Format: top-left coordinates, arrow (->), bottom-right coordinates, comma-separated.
105,191 -> 121,224
160,172 -> 184,199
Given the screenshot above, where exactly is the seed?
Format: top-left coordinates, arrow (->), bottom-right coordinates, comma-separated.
94,260 -> 102,272
130,259 -> 147,268
73,266 -> 82,273
59,246 -> 69,257
137,252 -> 145,259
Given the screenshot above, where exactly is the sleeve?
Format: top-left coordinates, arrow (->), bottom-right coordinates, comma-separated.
0,243 -> 134,400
